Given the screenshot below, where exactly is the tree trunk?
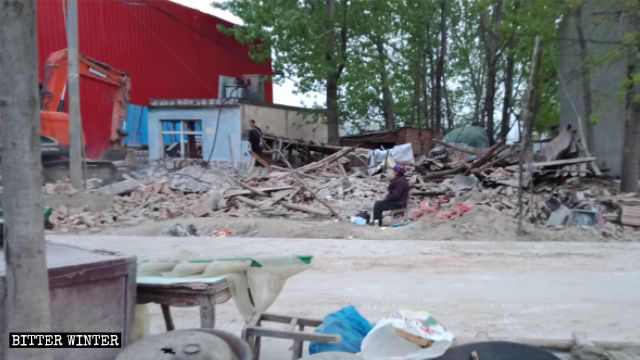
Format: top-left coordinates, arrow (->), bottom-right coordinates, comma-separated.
501,1 -> 517,140
323,0 -> 346,145
501,45 -> 515,140
326,72 -> 340,145
485,61 -> 497,144
434,0 -> 447,134
575,4 -> 596,152
375,38 -> 396,130
517,36 -> 541,235
0,1 -> 54,359
428,45 -> 436,130
444,78 -> 453,131
621,64 -> 640,193
480,0 -> 506,145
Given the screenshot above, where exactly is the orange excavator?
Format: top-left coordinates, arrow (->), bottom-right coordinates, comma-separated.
39,48 -> 131,161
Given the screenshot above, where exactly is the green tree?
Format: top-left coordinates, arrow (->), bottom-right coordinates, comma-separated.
216,0 -> 350,145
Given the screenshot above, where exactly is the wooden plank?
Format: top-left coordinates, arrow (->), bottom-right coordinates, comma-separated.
244,326 -> 341,344
433,139 -> 482,156
411,190 -> 447,196
534,128 -> 572,162
249,150 -> 272,171
262,189 -> 297,209
506,157 -> 596,170
236,196 -> 264,208
296,146 -> 358,173
425,165 -> 465,179
281,201 -> 331,216
621,205 -> 640,226
290,172 -> 338,217
260,313 -> 323,327
226,175 -> 268,197
464,139 -> 507,176
223,186 -> 294,199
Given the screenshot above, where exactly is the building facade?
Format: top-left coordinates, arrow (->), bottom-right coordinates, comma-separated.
147,99 -> 328,162
37,0 -> 272,158
558,1 -> 636,177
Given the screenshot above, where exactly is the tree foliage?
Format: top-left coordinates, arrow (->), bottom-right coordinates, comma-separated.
216,0 -> 578,141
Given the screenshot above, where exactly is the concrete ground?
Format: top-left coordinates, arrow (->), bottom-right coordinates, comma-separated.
48,235 -> 640,359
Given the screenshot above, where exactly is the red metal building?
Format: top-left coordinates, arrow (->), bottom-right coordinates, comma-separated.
37,0 -> 273,158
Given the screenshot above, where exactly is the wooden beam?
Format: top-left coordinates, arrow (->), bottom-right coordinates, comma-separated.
506,157 -> 596,170
296,146 -> 358,173
236,196 -> 264,208
249,151 -> 272,171
433,139 -> 482,156
291,172 -> 338,217
464,139 -> 506,175
281,201 -> 331,216
226,175 -> 268,197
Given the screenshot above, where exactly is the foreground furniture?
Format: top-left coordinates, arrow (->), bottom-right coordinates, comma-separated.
136,276 -> 231,330
0,242 -> 137,360
242,312 -> 342,360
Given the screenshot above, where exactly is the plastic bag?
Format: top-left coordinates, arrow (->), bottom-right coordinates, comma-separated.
369,144 -> 415,168
360,310 -> 454,360
309,306 -> 373,355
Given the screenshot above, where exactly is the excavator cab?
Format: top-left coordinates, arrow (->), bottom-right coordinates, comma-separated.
39,49 -> 131,160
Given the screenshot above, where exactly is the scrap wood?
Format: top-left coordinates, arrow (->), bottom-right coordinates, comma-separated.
464,139 -> 507,176
475,146 -> 517,172
281,201 -> 332,216
411,189 -> 447,196
278,153 -> 340,217
249,151 -> 272,171
620,205 -> 640,227
276,168 -> 339,217
236,196 -> 264,208
223,185 -> 294,199
226,175 -> 268,197
396,329 -> 433,348
534,127 -> 572,162
432,139 -> 482,156
506,157 -> 596,170
296,146 -> 358,173
270,165 -> 331,180
261,188 -> 298,209
425,165 -> 466,179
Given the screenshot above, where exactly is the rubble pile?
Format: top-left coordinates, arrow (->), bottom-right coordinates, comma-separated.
39,127 -> 639,240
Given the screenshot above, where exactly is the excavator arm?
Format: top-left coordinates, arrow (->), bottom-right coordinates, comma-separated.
40,48 -> 131,144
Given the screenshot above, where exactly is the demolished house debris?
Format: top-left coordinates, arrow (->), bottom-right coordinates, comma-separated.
31,125 -> 638,240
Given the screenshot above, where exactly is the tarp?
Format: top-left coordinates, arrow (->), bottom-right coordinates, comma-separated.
443,126 -> 489,148
369,143 -> 415,167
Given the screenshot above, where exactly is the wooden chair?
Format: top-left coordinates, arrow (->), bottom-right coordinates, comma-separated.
242,312 -> 341,360
383,207 -> 408,221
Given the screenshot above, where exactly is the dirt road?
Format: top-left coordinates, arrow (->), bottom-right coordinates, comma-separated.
48,235 -> 640,359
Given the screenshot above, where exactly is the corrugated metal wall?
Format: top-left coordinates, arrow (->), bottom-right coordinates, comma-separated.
37,0 -> 273,158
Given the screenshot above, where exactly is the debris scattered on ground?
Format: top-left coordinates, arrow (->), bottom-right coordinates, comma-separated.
26,130 -> 639,240
161,223 -> 198,237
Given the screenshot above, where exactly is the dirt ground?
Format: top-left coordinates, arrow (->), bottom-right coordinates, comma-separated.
48,234 -> 640,359
66,205 -> 638,242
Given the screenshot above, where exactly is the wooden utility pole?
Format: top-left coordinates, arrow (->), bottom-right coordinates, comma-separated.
0,1 -> 54,359
67,0 -> 84,189
517,36 -> 541,235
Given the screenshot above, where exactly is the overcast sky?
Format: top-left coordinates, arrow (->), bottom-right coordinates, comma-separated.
169,0 -> 324,108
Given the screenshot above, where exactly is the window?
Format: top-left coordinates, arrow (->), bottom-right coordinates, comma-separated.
160,119 -> 203,159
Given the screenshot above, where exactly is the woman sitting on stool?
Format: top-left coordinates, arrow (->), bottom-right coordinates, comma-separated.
373,164 -> 409,226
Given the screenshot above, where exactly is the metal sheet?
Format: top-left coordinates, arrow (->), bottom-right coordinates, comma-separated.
37,0 -> 273,158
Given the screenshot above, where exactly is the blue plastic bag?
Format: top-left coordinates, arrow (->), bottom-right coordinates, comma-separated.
309,305 -> 373,354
